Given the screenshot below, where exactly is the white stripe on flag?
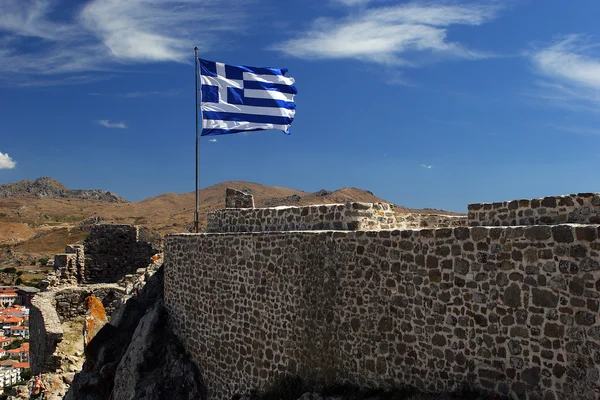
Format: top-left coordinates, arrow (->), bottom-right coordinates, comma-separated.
243,89 -> 294,102
201,75 -> 243,89
203,119 -> 290,132
242,72 -> 295,85
202,102 -> 295,118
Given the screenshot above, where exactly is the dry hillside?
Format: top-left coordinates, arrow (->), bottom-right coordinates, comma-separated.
0,179 -> 462,263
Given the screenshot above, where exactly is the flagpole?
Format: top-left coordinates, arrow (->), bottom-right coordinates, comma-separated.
194,47 -> 200,233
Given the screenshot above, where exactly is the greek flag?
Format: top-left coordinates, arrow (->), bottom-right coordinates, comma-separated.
199,58 -> 297,136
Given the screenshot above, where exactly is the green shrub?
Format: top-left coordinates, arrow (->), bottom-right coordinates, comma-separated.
39,257 -> 50,267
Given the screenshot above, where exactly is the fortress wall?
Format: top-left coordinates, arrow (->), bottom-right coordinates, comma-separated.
468,193 -> 600,227
206,203 -> 397,233
164,225 -> 600,400
83,224 -> 156,283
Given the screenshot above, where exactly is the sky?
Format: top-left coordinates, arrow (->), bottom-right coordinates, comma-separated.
1,0 -> 599,212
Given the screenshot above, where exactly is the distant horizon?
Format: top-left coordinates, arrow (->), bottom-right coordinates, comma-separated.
2,175 -> 598,214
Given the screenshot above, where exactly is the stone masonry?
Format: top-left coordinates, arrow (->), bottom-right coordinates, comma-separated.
208,203 -> 398,233
83,224 -> 157,283
468,193 -> 600,227
165,194 -> 600,400
226,187 -> 255,209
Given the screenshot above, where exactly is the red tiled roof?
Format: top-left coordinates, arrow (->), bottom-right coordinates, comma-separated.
4,317 -> 22,323
9,326 -> 25,331
13,362 -> 29,369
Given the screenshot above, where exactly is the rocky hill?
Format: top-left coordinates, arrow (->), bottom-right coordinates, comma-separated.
0,177 -> 126,203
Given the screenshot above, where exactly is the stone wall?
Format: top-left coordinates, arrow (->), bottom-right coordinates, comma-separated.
53,244 -> 84,284
207,203 -> 398,233
53,284 -> 125,322
30,292 -> 63,375
395,214 -> 467,230
468,193 -> 600,227
165,225 -> 600,400
83,224 -> 157,283
29,285 -> 126,375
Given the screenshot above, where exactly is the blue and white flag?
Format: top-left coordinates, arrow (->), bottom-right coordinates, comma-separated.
199,58 -> 297,136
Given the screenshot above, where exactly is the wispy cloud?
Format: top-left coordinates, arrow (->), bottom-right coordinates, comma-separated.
272,2 -> 501,65
208,138 -> 217,143
0,152 -> 16,169
94,119 -> 127,129
0,0 -> 249,85
528,35 -> 600,110
421,164 -> 433,169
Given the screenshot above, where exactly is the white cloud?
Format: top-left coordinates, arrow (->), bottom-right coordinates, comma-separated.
0,0 -> 249,85
0,152 -> 16,169
208,138 -> 217,143
529,35 -> 600,110
272,2 -> 500,65
421,164 -> 433,169
94,119 -> 127,128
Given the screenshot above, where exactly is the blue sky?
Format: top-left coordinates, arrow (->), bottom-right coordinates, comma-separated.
1,0 -> 599,212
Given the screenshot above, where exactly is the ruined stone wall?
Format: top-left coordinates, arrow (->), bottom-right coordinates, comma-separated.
207,203 -> 398,233
30,292 -> 63,375
29,285 -> 126,375
83,224 -> 156,283
165,225 -> 600,400
468,193 -> 600,227
53,284 -> 125,322
53,244 -> 85,284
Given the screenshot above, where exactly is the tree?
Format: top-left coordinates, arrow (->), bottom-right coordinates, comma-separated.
7,339 -> 24,350
39,257 -> 50,267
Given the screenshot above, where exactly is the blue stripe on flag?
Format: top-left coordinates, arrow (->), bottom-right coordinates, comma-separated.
223,64 -> 287,80
243,81 -> 298,94
227,88 -> 296,109
202,126 -> 269,136
202,111 -> 293,125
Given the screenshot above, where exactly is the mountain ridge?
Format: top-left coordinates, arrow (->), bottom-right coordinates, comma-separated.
0,177 -> 126,203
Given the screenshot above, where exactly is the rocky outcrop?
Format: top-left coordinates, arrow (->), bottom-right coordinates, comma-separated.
64,265 -> 205,400
111,299 -> 205,400
0,177 -> 126,202
83,296 -> 107,347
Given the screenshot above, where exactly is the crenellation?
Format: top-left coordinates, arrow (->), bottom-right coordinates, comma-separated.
468,193 -> 600,227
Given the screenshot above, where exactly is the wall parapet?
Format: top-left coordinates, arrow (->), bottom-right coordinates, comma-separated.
165,224 -> 600,400
468,193 -> 600,227
206,202 -> 398,233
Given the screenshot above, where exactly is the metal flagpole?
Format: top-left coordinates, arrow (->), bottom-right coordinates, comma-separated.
194,47 -> 200,233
